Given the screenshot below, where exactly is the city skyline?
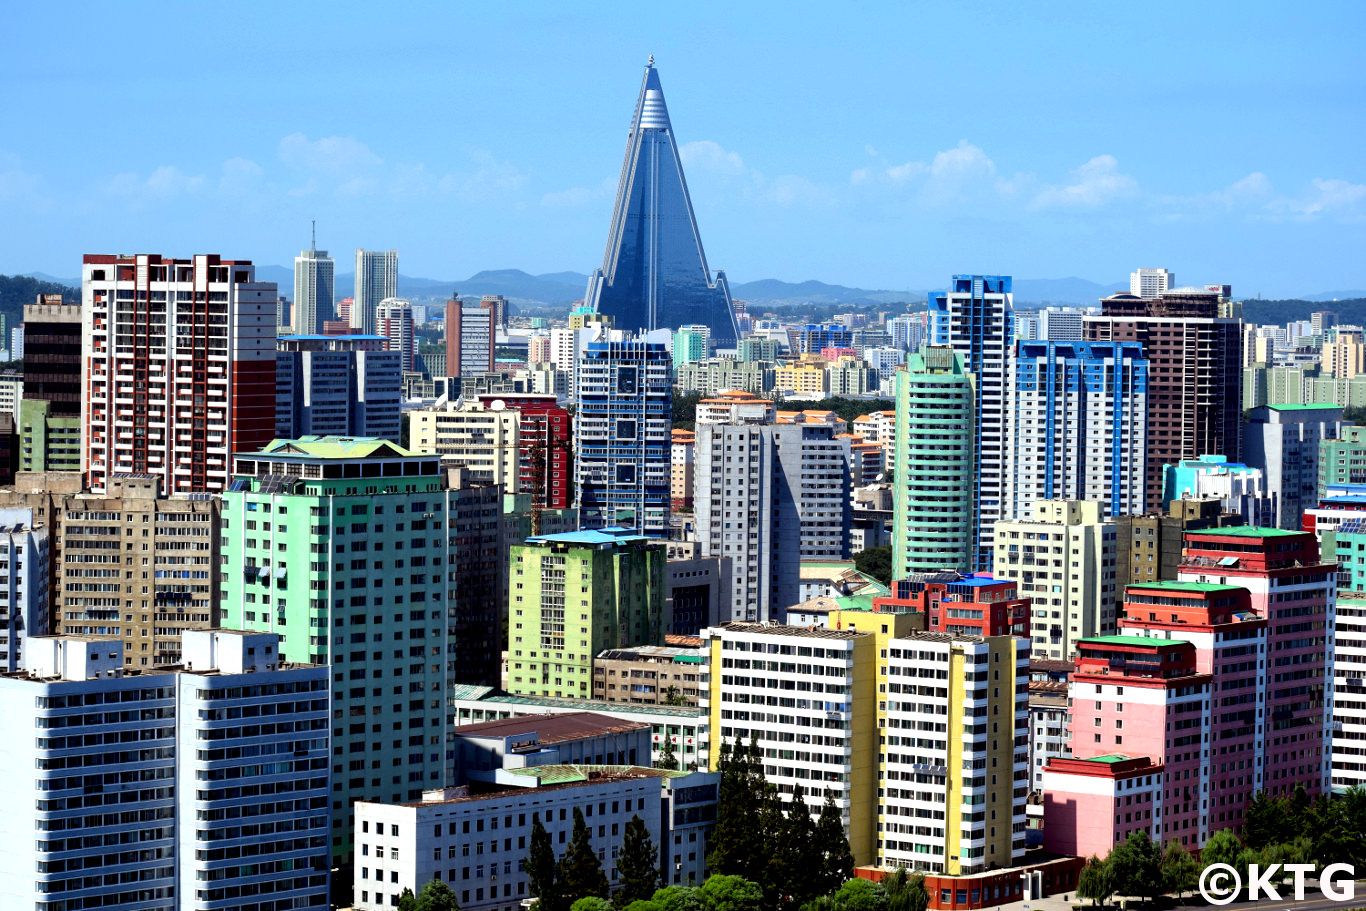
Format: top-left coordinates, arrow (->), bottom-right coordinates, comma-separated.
1,3 -> 1363,298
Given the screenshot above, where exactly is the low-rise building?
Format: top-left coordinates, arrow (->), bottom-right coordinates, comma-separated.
593,644 -> 706,705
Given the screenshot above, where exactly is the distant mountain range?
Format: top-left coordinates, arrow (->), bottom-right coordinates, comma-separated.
14,270 -> 1363,309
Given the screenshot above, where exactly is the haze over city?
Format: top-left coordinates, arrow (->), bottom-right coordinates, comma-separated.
2,0 -> 1364,298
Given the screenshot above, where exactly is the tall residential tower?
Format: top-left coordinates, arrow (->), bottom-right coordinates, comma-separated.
293,234 -> 335,335
352,249 -> 398,336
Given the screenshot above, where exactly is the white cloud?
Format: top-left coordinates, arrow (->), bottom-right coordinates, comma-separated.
218,157 -> 264,195
107,165 -> 205,198
1284,178 -> 1366,217
278,133 -> 382,176
436,150 -> 526,202
679,140 -> 833,208
1030,155 -> 1138,209
541,176 -> 617,208
680,140 -> 746,176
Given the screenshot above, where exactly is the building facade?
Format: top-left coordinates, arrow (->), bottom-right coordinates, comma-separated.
376,297 -> 415,372
1244,403 -> 1344,529
276,335 -> 403,442
991,500 -> 1117,661
508,528 -> 666,699
1130,268 -> 1174,299
575,338 -> 672,535
892,348 -> 976,577
0,510 -> 48,672
446,297 -> 497,378
352,249 -> 398,336
19,297 -> 81,473
293,242 -> 335,335
81,253 -> 278,493
218,437 -> 503,860
1162,454 -> 1277,527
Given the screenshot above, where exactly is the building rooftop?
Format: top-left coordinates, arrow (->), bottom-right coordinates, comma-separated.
391,766 -> 677,808
596,645 -> 703,664
947,573 -> 1016,588
1187,526 -> 1303,538
1127,581 -> 1244,593
1081,634 -> 1188,648
256,436 -> 418,460
523,527 -> 655,547
451,711 -> 651,743
471,693 -> 703,719
1264,403 -> 1341,411
505,763 -> 694,786
715,622 -> 869,641
1082,754 -> 1133,764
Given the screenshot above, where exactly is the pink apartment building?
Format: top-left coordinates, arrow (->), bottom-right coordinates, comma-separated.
1043,526 -> 1332,858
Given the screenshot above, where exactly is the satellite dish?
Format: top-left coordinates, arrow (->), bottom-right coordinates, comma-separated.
489,400 -> 507,411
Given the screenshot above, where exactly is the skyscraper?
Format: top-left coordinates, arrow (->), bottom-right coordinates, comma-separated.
444,295 -> 496,377
19,295 -> 81,473
275,334 -> 403,441
1009,341 -> 1148,519
1085,289 -> 1244,511
1129,267 -> 1174,299
575,336 -> 672,535
375,297 -> 415,371
352,248 -> 398,335
928,275 -> 1013,570
584,59 -> 740,348
81,253 -> 277,494
293,233 -> 334,335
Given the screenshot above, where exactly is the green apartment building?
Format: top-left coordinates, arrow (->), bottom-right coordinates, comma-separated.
891,346 -> 976,578
508,528 -> 665,698
1321,425 -> 1366,495
218,436 -> 502,861
20,298 -> 82,472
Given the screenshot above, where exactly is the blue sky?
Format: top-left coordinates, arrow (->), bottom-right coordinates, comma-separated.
2,1 -> 1363,297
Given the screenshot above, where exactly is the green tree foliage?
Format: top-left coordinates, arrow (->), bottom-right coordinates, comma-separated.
656,733 -> 680,771
571,899 -> 614,911
559,807 -> 610,905
399,889 -> 420,911
699,875 -> 765,911
1199,829 -> 1242,870
771,784 -> 821,907
616,814 -> 660,907
527,816 -> 563,911
831,879 -> 887,911
650,885 -> 705,911
880,870 -> 927,911
815,790 -> 855,895
672,392 -> 702,432
1106,830 -> 1163,905
852,546 -> 892,585
1160,841 -> 1199,900
0,274 -> 79,332
706,739 -> 768,885
818,397 -> 896,425
1076,856 -> 1113,908
625,902 -> 661,911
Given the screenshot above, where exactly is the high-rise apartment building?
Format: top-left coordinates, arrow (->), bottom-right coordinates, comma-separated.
81,253 -> 277,494
694,393 -> 851,622
352,249 -> 398,335
476,393 -> 572,510
1129,268 -> 1174,299
508,528 -> 665,699
1035,307 -> 1086,341
670,428 -> 694,510
219,438 -> 502,859
584,60 -> 739,348
673,325 -> 710,367
1320,424 -> 1366,497
871,572 -> 1031,638
892,347 -> 976,577
1085,290 -> 1243,511
991,500 -> 1117,661
375,297 -> 415,371
276,335 -> 403,441
407,397 -> 521,487
1010,341 -> 1148,520
575,337 -> 672,534
929,275 -> 1014,570
445,295 -> 497,378
57,474 -> 218,666
1114,497 -> 1241,586
699,621 -> 1028,874
0,631 -> 331,911
1323,518 -> 1366,789
1245,403 -> 1343,529
19,296 -> 82,473
1322,328 -> 1366,378
0,509 -> 48,672
294,239 -> 335,335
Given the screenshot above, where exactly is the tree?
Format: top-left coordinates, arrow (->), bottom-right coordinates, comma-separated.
814,790 -> 855,895
772,785 -> 821,907
559,807 -> 610,905
1199,829 -> 1242,870
1243,791 -> 1291,849
657,733 -> 680,771
706,739 -> 767,884
832,879 -> 887,911
662,686 -> 686,707
1076,856 -> 1112,909
699,875 -> 764,911
901,875 -> 927,911
616,814 -> 660,907
651,885 -> 704,911
527,816 -> 562,911
853,545 -> 892,585
1160,841 -> 1199,901
571,900 -> 614,911
399,888 -> 420,911
1107,831 -> 1162,905
672,392 -> 703,432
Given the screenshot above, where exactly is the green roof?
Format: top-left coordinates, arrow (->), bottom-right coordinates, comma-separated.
1081,634 -> 1189,648
1193,525 -> 1302,538
257,436 -> 420,459
1265,403 -> 1341,411
1128,581 -> 1243,593
1082,754 -> 1132,764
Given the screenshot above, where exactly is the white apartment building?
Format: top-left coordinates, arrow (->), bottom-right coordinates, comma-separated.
293,243 -> 335,335
1130,268 -> 1174,299
0,370 -> 22,417
1036,307 -> 1086,341
1027,688 -> 1071,792
81,253 -> 278,494
377,297 -> 415,372
991,500 -> 1118,661
0,630 -> 330,911
0,509 -> 48,672
353,249 -> 399,335
407,398 -> 521,488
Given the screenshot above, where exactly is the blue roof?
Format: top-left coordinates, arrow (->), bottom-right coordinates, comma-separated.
1319,496 -> 1366,506
525,527 -> 654,547
280,333 -> 388,341
948,573 -> 1016,588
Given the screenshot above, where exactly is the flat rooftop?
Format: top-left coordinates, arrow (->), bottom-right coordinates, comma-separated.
717,622 -> 869,640
451,711 -> 651,743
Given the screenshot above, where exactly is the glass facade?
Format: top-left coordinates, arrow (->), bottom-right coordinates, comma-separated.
585,62 -> 740,349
